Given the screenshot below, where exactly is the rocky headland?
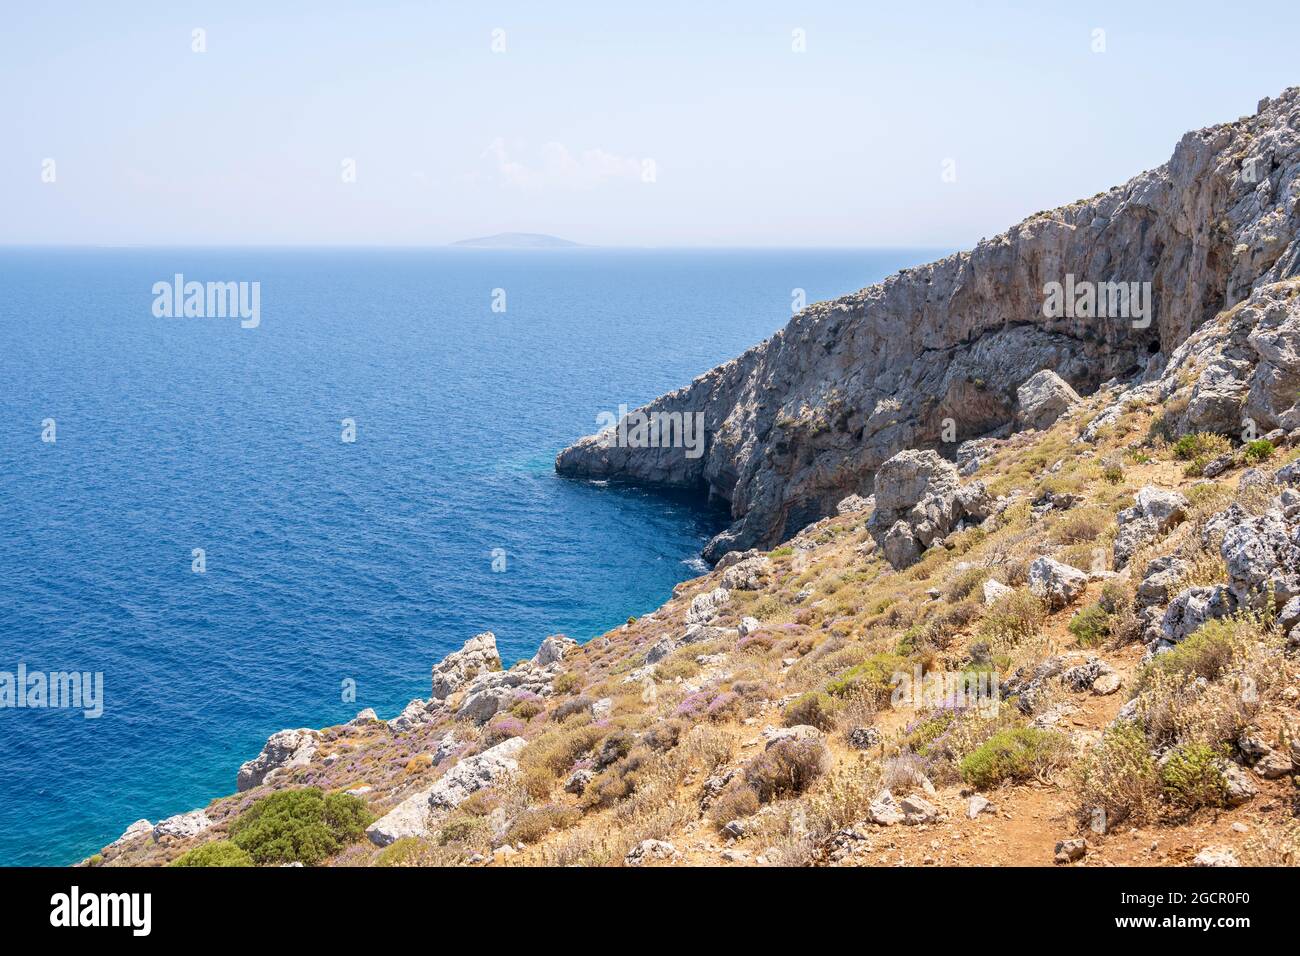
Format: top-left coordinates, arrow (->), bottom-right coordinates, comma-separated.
87,90 -> 1300,869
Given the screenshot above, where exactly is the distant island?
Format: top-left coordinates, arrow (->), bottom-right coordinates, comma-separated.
450,232 -> 582,249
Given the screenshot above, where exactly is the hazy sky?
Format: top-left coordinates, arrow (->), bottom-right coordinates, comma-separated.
3,1 -> 1297,247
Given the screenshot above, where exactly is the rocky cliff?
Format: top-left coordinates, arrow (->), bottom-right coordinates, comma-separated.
556,90 -> 1300,561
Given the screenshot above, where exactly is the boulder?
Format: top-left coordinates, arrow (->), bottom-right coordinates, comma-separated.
900,793 -> 939,824
106,819 -> 153,850
1027,557 -> 1088,610
564,769 -> 593,794
982,578 -> 1015,605
868,450 -> 991,570
1016,369 -> 1082,431
721,556 -> 772,591
1192,846 -> 1241,867
1091,673 -> 1121,695
427,737 -> 527,811
624,839 -> 677,866
1053,838 -> 1087,864
1158,585 -> 1235,646
365,787 -> 439,847
868,790 -> 905,826
236,728 -> 320,792
1220,761 -> 1258,807
644,637 -> 676,665
1135,554 -> 1189,612
1113,487 -> 1189,568
388,697 -> 437,732
1220,509 -> 1300,609
431,632 -> 501,700
686,587 -> 731,625
531,634 -> 578,668
153,810 -> 212,841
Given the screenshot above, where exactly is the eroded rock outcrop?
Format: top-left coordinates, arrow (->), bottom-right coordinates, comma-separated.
867,450 -> 992,569
236,728 -> 320,792
557,90 -> 1300,561
431,631 -> 501,700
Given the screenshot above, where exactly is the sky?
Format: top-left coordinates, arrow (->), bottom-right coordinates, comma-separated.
2,1 -> 1297,248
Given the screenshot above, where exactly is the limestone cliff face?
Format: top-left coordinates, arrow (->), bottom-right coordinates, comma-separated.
557,90 -> 1300,561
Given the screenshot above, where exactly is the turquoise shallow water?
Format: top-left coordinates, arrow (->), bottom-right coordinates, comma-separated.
0,246 -> 942,865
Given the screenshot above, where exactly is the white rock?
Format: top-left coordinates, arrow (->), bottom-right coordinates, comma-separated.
153,809 -> 212,840
236,728 -> 319,791
982,579 -> 1015,605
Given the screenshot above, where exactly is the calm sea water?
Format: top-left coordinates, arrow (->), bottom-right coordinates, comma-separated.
0,247 -> 942,866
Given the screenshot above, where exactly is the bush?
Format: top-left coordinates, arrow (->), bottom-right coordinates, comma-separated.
1244,439 -> 1275,463
375,836 -> 436,867
520,724 -> 603,778
977,591 -> 1045,646
1050,509 -> 1109,546
825,653 -> 907,703
1160,743 -> 1227,810
783,692 -> 837,731
505,804 -> 580,845
228,788 -> 373,866
1073,721 -> 1158,828
1138,616 -> 1252,688
551,671 -> 583,695
743,738 -> 829,802
946,566 -> 990,602
169,839 -> 254,868
958,727 -> 1069,788
437,811 -> 491,847
1172,432 -> 1230,462
1068,602 -> 1112,647
655,657 -> 700,681
709,781 -> 761,827
1101,460 -> 1124,484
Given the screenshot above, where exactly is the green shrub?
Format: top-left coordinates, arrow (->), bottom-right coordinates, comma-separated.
783,691 -> 837,731
958,727 -> 1069,788
825,653 -> 907,702
1138,616 -> 1254,688
978,591 -> 1045,646
551,671 -> 583,695
1160,743 -> 1227,810
1244,439 -> 1275,463
899,709 -> 959,757
170,839 -> 254,868
1072,721 -> 1158,827
1101,460 -> 1124,484
1172,432 -> 1230,462
375,836 -> 435,867
228,788 -> 373,866
1068,602 -> 1112,647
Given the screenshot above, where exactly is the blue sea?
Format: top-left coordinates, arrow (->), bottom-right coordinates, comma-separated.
0,247 -> 941,866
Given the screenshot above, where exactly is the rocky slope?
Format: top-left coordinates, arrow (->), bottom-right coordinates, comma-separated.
556,89 -> 1300,562
83,90 -> 1300,870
